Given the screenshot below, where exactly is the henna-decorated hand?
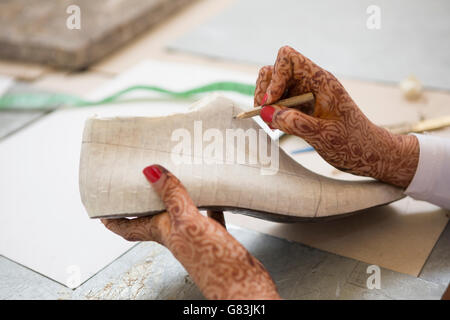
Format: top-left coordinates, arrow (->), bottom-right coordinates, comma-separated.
255,46 -> 419,188
102,165 -> 280,300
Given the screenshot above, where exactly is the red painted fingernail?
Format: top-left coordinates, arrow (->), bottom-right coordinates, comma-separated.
143,165 -> 162,183
261,93 -> 268,105
260,105 -> 275,123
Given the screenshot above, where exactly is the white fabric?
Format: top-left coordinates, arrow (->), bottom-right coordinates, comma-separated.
405,133 -> 450,209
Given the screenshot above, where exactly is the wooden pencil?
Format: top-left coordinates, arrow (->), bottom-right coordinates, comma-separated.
233,92 -> 314,119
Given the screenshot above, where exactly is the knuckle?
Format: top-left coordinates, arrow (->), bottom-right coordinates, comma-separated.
278,45 -> 293,55
260,65 -> 271,73
162,179 -> 188,205
102,220 -> 115,231
257,65 -> 271,80
123,233 -> 139,242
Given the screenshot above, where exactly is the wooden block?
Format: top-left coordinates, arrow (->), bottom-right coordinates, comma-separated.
0,60 -> 49,81
0,0 -> 193,70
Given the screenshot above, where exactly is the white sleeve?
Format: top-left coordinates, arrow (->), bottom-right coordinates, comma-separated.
404,133 -> 450,209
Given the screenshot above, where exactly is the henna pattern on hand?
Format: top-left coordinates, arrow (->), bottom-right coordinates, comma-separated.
155,167 -> 280,300
254,65 -> 273,106
102,166 -> 280,300
255,46 -> 419,188
101,214 -> 170,244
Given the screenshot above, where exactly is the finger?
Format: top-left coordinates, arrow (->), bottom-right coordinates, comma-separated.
254,65 -> 273,106
206,210 -> 226,229
101,217 -> 153,241
265,46 -> 316,104
265,46 -> 295,104
143,165 -> 198,220
260,105 -> 322,139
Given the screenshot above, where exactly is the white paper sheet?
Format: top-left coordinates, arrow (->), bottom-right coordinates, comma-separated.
0,60 -> 263,287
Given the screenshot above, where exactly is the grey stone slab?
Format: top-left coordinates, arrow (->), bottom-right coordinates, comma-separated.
0,0 -> 193,70
0,110 -> 47,140
419,222 -> 450,286
348,261 -> 446,300
1,225 -> 448,299
169,0 -> 450,91
0,83 -> 58,139
283,254 -> 359,299
0,255 -> 72,300
233,227 -> 446,300
296,283 -> 393,300
72,241 -> 201,300
229,227 -> 356,299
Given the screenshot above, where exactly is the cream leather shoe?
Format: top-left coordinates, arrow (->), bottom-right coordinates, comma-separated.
79,95 -> 404,221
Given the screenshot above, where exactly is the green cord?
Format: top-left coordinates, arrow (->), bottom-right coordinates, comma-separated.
0,81 -> 256,110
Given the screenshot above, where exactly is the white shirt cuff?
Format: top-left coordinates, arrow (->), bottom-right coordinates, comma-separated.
404,133 -> 450,209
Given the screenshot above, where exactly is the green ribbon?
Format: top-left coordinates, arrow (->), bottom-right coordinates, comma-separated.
0,81 -> 256,110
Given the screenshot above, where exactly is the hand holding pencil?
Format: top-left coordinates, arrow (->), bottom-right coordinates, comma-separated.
253,46 -> 419,188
